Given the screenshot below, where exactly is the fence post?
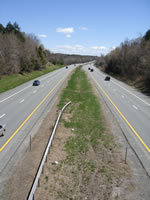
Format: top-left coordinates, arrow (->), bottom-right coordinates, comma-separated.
38,178 -> 40,187
30,135 -> 32,152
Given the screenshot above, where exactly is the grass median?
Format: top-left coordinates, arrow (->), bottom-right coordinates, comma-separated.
58,66 -> 114,160
0,63 -> 63,94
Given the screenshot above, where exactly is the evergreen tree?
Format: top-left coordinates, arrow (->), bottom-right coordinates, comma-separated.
144,30 -> 150,41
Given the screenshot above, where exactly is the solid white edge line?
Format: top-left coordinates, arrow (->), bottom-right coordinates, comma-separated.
112,80 -> 150,106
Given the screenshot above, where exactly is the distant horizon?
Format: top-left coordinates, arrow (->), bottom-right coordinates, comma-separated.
1,0 -> 150,56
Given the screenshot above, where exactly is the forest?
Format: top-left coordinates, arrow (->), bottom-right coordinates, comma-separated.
96,30 -> 150,94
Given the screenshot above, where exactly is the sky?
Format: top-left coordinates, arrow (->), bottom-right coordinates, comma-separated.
0,0 -> 150,56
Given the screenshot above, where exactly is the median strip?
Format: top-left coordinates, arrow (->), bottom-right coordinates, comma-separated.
35,66 -> 132,199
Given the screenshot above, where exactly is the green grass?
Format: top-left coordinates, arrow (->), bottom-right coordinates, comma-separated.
0,63 -> 64,94
58,66 -> 110,162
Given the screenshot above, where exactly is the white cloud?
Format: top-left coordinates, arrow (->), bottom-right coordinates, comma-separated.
56,27 -> 74,37
54,45 -> 84,51
79,27 -> 88,31
52,44 -> 110,56
112,46 -> 116,50
39,34 -> 48,38
91,46 -> 107,50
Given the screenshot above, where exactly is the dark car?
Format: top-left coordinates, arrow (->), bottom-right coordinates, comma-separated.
90,69 -> 94,72
0,124 -> 6,136
33,80 -> 40,86
88,67 -> 91,70
104,76 -> 111,81
66,66 -> 68,69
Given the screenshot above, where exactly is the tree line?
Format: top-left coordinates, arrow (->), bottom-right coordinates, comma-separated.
96,30 -> 150,94
0,22 -> 95,79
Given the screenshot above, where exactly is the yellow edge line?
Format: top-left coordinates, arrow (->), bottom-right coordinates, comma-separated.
0,72 -> 69,152
90,73 -> 150,152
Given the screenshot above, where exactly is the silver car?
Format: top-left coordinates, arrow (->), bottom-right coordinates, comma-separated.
0,124 -> 6,136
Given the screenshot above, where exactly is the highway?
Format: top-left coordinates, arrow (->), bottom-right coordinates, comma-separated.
0,65 -> 76,175
83,63 -> 150,175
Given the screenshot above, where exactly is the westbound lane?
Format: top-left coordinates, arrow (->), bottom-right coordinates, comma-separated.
0,64 -> 76,173
83,64 -> 150,175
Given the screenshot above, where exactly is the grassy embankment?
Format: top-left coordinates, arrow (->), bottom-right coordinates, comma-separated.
0,63 -> 64,94
38,66 -> 128,199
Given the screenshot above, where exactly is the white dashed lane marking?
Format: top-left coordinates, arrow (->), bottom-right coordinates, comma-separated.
0,114 -> 6,119
20,99 -> 24,103
112,80 -> 150,106
33,90 -> 37,94
132,105 -> 138,110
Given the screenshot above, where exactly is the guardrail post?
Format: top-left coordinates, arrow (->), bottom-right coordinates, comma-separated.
42,166 -> 44,174
125,147 -> 127,164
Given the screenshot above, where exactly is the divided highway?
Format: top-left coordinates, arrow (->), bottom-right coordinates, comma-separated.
83,63 -> 150,175
0,65 -> 76,175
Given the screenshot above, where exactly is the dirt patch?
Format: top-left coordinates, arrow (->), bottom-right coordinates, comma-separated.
35,114 -> 135,200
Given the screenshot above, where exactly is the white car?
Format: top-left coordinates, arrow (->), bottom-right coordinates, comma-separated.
0,124 -> 6,136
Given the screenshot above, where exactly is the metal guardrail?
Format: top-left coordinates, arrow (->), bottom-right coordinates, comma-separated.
27,101 -> 72,200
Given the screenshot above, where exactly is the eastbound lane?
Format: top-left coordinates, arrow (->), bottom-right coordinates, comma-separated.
83,64 -> 150,175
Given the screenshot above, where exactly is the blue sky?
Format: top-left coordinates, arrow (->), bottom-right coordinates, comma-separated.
1,0 -> 150,55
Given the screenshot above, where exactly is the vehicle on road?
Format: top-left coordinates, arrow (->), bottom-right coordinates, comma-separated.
66,66 -> 68,69
104,76 -> 111,81
88,67 -> 91,70
0,124 -> 6,136
90,69 -> 94,72
33,80 -> 40,86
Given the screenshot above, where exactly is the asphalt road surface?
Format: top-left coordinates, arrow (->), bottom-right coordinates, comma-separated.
83,63 -> 150,176
0,65 -> 76,175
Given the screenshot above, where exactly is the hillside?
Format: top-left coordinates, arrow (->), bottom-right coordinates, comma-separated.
96,30 -> 150,95
49,53 -> 97,65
